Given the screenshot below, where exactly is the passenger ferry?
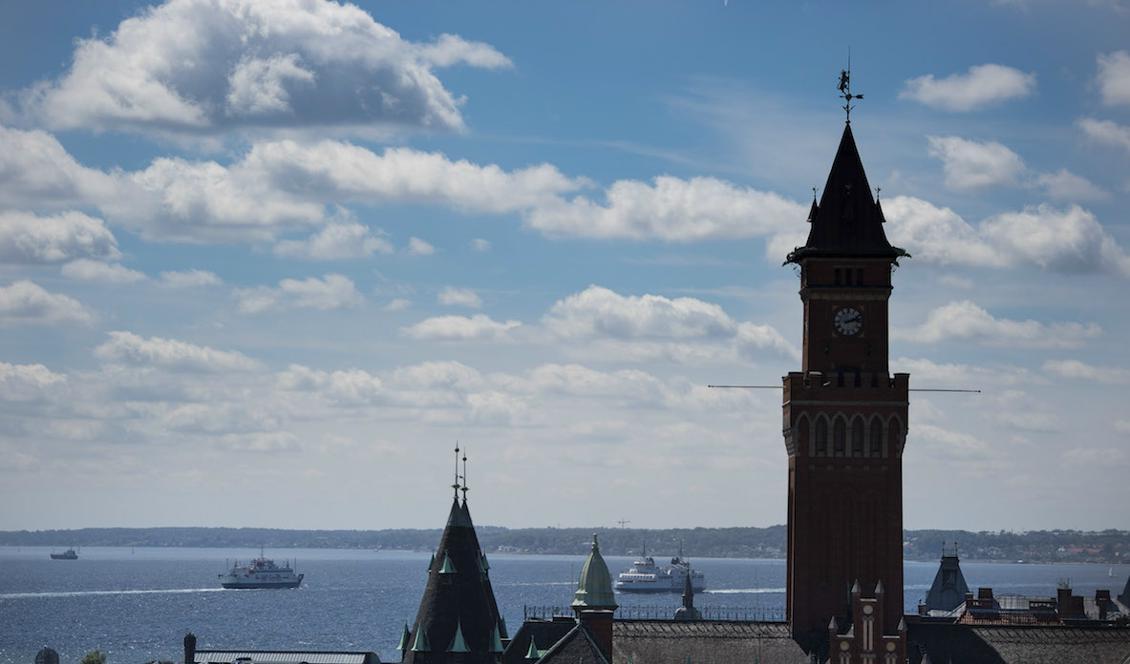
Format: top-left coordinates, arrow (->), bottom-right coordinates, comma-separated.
219,550 -> 303,589
614,545 -> 705,593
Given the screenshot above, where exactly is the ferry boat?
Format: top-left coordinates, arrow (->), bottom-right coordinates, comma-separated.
49,548 -> 78,560
614,545 -> 705,593
219,551 -> 303,589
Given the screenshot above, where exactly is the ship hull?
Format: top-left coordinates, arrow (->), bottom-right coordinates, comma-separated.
221,580 -> 303,589
49,554 -> 77,560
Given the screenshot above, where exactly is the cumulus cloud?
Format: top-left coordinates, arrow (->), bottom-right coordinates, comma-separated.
1033,169 -> 1108,202
20,0 -> 510,136
1097,50 -> 1130,107
234,274 -> 363,313
383,298 -> 411,312
61,259 -> 146,284
402,314 -> 521,341
159,270 -> 222,288
0,362 -> 67,401
1078,117 -> 1130,153
927,135 -> 1025,190
408,237 -> 436,255
277,364 -> 385,405
438,287 -> 482,308
470,238 -> 491,252
883,197 -> 1130,277
95,330 -> 261,372
273,221 -> 393,260
900,64 -> 1036,111
894,300 -> 1101,348
0,211 -> 120,264
0,127 -> 120,210
0,280 -> 91,325
1043,359 -> 1130,384
526,176 -> 804,242
542,285 -> 797,361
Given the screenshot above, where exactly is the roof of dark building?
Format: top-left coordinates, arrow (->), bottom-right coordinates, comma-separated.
610,620 -> 811,664
401,498 -> 505,664
786,123 -> 908,264
502,617 -> 578,664
921,550 -> 971,614
1120,574 -> 1130,608
907,621 -> 1130,664
192,651 -> 379,664
535,625 -> 608,664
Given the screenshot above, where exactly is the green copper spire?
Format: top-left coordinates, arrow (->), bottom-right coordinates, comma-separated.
572,533 -> 618,610
397,623 -> 411,651
427,552 -> 435,572
439,551 -> 457,574
525,637 -> 541,660
411,624 -> 430,653
447,619 -> 470,653
489,623 -> 504,653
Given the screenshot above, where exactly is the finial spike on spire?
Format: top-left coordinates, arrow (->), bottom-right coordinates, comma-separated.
460,446 -> 469,503
452,442 -> 461,500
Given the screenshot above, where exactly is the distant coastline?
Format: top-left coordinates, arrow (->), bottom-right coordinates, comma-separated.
3,526 -> 1128,564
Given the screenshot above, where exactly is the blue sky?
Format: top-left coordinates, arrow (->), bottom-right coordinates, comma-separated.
0,0 -> 1128,532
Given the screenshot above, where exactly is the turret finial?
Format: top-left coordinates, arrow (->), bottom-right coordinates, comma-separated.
452,442 -> 461,500
837,49 -> 863,124
460,446 -> 469,503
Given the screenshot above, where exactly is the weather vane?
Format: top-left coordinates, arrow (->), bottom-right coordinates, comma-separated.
838,49 -> 863,123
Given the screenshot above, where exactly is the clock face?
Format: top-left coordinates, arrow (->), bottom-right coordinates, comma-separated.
833,307 -> 863,336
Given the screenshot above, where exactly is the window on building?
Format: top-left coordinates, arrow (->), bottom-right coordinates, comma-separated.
851,419 -> 864,457
833,419 -> 846,456
815,418 -> 828,456
869,419 -> 883,457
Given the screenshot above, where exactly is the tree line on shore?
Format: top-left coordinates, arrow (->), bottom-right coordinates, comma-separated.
4,525 -> 1128,564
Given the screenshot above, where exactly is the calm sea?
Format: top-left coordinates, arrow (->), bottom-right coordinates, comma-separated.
0,547 -> 1123,664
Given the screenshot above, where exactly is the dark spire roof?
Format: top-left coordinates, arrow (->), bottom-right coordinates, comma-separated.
1119,572 -> 1130,608
922,546 -> 971,613
786,124 -> 908,264
674,567 -> 701,622
402,498 -> 505,664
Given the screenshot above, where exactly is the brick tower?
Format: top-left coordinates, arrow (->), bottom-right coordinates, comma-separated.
781,121 -> 910,660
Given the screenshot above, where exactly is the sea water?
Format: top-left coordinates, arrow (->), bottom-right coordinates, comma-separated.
0,546 -> 1123,663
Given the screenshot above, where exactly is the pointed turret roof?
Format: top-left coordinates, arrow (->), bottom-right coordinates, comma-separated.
922,546 -> 971,613
401,498 -> 505,664
674,566 -> 701,621
786,124 -> 908,264
572,534 -> 618,611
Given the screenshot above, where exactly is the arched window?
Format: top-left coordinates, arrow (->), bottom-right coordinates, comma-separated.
851,418 -> 864,457
888,419 -> 903,456
869,417 -> 883,457
815,417 -> 828,456
797,415 -> 810,456
833,418 -> 846,456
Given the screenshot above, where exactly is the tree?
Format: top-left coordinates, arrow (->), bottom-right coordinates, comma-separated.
81,651 -> 107,664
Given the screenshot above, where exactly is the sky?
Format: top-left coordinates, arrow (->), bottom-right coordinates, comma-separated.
0,0 -> 1128,533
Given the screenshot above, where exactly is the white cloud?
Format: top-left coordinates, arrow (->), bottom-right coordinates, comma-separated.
1042,359 -> 1130,384
273,221 -> 393,260
0,280 -> 91,325
895,300 -> 1101,348
893,357 -> 1033,387
900,64 -> 1036,111
927,135 -> 1025,190
402,314 -> 521,341
1034,169 -> 1108,202
383,298 -> 411,312
235,274 -> 363,314
0,127 -> 120,210
1078,117 -> 1130,153
95,330 -> 261,372
1062,447 -> 1127,466
1096,50 -> 1130,107
21,0 -> 510,136
159,270 -> 222,288
61,259 -> 146,284
542,285 -> 797,360
0,362 -> 67,401
438,287 -> 482,308
1117,420 -> 1130,435
277,364 -> 385,405
526,176 -> 804,242
883,196 -> 1130,277
407,237 -> 435,256
470,238 -> 491,252
0,210 -> 120,264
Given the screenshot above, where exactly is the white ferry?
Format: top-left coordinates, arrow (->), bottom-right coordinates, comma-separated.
614,545 -> 705,594
219,551 -> 303,589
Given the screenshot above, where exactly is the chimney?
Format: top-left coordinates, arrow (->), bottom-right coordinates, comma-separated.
1057,585 -> 1073,617
183,632 -> 197,664
977,587 -> 993,601
1097,589 -> 1111,620
578,609 -> 614,661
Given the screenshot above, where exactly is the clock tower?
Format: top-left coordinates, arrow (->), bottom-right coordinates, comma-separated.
782,122 -> 910,661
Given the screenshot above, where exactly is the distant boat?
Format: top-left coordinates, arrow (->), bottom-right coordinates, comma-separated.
614,544 -> 705,594
50,548 -> 78,560
219,549 -> 303,589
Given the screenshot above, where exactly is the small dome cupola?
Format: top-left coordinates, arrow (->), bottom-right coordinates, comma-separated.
572,533 -> 618,611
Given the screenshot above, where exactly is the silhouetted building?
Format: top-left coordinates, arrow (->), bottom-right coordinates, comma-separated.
919,545 -> 971,615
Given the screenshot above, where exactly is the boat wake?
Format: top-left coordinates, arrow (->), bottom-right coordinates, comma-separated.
0,587 -> 227,600
704,587 -> 786,594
